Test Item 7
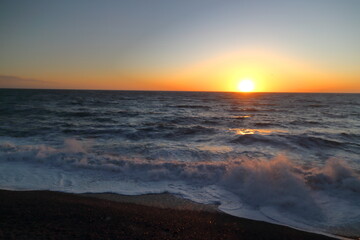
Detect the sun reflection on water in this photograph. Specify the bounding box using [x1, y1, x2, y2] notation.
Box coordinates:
[230, 128, 287, 135]
[232, 115, 252, 119]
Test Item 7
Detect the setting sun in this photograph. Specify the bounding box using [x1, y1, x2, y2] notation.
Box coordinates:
[238, 79, 255, 92]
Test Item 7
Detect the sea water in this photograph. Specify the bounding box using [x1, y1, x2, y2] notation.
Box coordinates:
[1, 89, 359, 237]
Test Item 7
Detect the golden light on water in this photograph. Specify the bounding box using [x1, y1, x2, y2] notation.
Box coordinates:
[238, 79, 255, 92]
[230, 128, 287, 135]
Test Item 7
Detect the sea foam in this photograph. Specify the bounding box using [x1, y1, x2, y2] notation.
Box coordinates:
[0, 139, 359, 237]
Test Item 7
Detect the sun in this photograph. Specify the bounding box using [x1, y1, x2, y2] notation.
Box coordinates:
[238, 79, 255, 92]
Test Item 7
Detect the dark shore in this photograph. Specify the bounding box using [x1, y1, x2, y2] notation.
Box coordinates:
[0, 190, 336, 240]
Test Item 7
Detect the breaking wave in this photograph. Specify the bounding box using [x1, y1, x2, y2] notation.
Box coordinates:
[1, 139, 359, 237]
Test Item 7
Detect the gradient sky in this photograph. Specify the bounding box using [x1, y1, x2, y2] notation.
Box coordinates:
[1, 0, 359, 92]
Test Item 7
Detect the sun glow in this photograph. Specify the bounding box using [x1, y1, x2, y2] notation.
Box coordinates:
[238, 79, 255, 92]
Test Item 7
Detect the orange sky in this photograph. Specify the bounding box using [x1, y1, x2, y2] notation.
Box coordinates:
[1, 47, 359, 93]
[92, 48, 359, 93]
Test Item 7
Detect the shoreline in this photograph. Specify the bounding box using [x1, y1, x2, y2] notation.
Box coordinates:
[0, 189, 339, 240]
[82, 192, 219, 212]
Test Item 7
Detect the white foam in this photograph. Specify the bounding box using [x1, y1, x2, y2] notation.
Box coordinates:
[0, 139, 359, 237]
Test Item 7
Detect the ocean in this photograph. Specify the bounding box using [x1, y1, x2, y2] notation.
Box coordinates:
[1, 89, 359, 237]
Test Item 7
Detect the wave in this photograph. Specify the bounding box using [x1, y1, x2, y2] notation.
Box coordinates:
[306, 104, 326, 108]
[125, 125, 217, 141]
[231, 133, 347, 151]
[254, 122, 281, 127]
[58, 111, 95, 117]
[62, 128, 125, 136]
[0, 139, 359, 237]
[231, 134, 283, 147]
[0, 106, 56, 116]
[289, 120, 321, 126]
[1, 140, 359, 191]
[174, 105, 210, 109]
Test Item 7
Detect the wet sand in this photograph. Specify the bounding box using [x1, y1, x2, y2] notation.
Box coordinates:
[0, 190, 336, 240]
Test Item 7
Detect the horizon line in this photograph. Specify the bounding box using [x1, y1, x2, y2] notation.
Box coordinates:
[0, 87, 359, 94]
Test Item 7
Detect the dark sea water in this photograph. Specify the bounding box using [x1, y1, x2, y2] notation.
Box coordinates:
[1, 89, 360, 237]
